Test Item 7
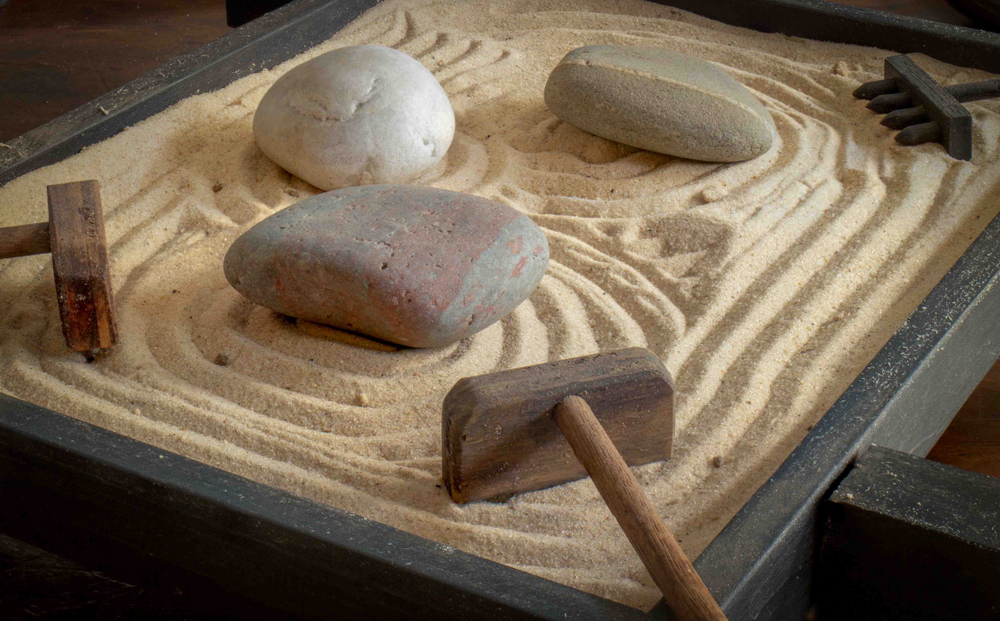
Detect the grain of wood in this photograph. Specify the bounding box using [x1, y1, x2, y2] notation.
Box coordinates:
[554, 396, 727, 621]
[442, 348, 674, 504]
[0, 222, 50, 259]
[47, 180, 118, 352]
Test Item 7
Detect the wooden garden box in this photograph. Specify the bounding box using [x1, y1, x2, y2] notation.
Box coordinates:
[2, 1, 999, 619]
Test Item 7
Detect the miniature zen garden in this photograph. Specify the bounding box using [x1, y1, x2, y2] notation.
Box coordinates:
[1, 0, 999, 613]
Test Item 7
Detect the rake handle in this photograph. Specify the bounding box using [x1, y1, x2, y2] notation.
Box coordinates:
[0, 222, 51, 259]
[950, 78, 1000, 103]
[864, 78, 1000, 113]
[554, 396, 728, 621]
[856, 77, 1000, 103]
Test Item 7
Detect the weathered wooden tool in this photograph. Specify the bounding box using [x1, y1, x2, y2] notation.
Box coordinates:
[443, 348, 728, 621]
[853, 54, 1000, 160]
[0, 180, 118, 356]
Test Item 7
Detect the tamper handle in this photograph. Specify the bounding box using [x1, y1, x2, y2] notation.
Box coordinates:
[0, 222, 51, 259]
[555, 396, 728, 621]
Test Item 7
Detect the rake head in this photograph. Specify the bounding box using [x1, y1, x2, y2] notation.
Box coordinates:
[853, 55, 1000, 161]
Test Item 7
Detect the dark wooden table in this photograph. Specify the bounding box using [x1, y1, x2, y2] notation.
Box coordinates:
[0, 0, 229, 144]
[0, 0, 998, 618]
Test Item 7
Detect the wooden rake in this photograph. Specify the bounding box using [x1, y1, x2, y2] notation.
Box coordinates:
[854, 54, 1000, 160]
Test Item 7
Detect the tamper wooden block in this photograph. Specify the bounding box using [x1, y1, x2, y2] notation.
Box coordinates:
[0, 180, 118, 355]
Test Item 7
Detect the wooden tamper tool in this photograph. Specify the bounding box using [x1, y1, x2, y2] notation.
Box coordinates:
[0, 180, 118, 357]
[443, 348, 728, 621]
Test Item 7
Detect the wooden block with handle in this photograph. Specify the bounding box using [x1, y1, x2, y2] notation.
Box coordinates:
[443, 347, 673, 503]
[0, 180, 118, 354]
[442, 349, 727, 621]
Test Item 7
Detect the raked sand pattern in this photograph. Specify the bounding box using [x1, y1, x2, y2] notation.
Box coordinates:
[2, 0, 1000, 609]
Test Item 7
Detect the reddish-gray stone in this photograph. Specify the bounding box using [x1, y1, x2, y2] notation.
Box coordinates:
[223, 185, 549, 348]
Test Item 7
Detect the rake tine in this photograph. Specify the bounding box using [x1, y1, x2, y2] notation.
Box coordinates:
[864, 78, 1000, 114]
[868, 91, 913, 113]
[853, 78, 898, 100]
[896, 121, 941, 146]
[948, 78, 1000, 103]
[882, 105, 927, 130]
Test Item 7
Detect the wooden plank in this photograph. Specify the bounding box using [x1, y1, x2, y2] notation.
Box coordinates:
[657, 0, 1000, 74]
[818, 446, 1000, 619]
[443, 349, 674, 504]
[0, 533, 252, 620]
[884, 54, 973, 159]
[46, 180, 118, 352]
[0, 392, 649, 621]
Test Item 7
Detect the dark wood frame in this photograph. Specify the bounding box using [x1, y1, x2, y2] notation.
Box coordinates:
[817, 446, 1000, 620]
[2, 1, 1000, 619]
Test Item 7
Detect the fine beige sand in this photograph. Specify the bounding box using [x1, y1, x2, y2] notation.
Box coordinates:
[2, 0, 1000, 609]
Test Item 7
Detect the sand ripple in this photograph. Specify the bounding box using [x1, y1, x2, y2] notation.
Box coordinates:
[3, 0, 1000, 610]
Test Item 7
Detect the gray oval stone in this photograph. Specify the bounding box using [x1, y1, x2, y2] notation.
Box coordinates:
[253, 45, 455, 191]
[223, 185, 549, 348]
[544, 46, 775, 162]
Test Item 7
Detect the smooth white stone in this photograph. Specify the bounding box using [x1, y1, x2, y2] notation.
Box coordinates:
[253, 45, 455, 190]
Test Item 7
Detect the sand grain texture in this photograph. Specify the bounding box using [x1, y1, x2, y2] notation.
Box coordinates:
[2, 0, 999, 609]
